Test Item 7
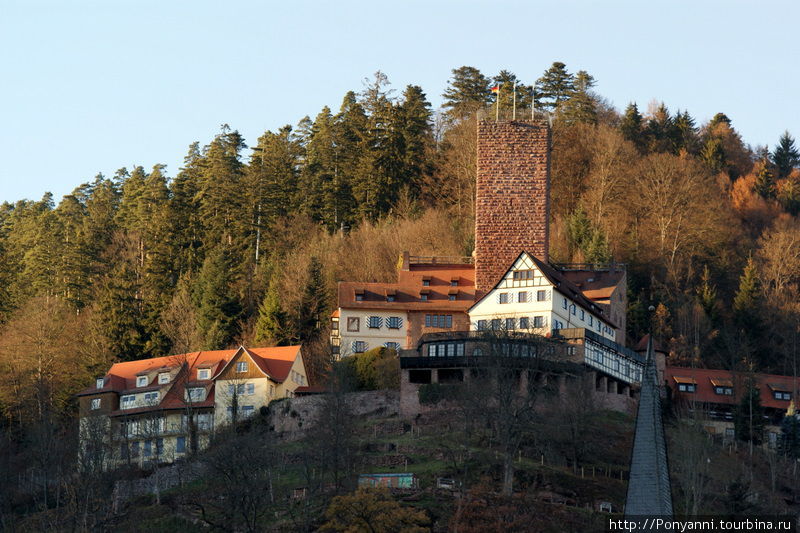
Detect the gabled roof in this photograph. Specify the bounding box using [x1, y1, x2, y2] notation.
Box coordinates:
[468, 251, 616, 328]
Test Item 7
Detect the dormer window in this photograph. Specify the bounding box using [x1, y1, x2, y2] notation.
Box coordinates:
[422, 276, 431, 287]
[136, 376, 148, 387]
[355, 288, 365, 302]
[197, 368, 211, 380]
[187, 387, 206, 402]
[674, 376, 697, 393]
[385, 289, 396, 302]
[158, 373, 170, 384]
[420, 289, 429, 302]
[96, 378, 105, 389]
[450, 278, 459, 287]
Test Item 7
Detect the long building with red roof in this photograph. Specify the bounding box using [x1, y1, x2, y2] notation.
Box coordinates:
[78, 345, 308, 467]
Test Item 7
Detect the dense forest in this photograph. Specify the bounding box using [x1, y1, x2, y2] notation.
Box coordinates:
[2, 61, 800, 436]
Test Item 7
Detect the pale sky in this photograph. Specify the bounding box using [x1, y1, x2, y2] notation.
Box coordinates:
[2, 0, 798, 204]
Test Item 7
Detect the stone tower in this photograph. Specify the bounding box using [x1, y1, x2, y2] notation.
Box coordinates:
[474, 120, 550, 292]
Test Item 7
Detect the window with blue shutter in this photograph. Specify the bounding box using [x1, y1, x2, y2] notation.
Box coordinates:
[367, 316, 383, 329]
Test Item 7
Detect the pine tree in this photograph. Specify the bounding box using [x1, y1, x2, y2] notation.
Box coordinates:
[753, 159, 776, 199]
[772, 131, 800, 179]
[254, 271, 292, 345]
[558, 70, 597, 125]
[673, 110, 699, 154]
[700, 137, 726, 174]
[534, 62, 574, 112]
[395, 84, 434, 195]
[644, 103, 677, 153]
[733, 380, 765, 445]
[193, 248, 242, 349]
[490, 70, 533, 114]
[295, 256, 328, 343]
[696, 265, 718, 324]
[733, 256, 760, 328]
[619, 103, 645, 151]
[171, 142, 204, 275]
[442, 66, 491, 119]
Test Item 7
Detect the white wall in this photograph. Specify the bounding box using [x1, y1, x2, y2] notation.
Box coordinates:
[338, 308, 408, 354]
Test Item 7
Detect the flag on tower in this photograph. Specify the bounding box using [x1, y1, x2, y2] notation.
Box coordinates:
[490, 85, 500, 93]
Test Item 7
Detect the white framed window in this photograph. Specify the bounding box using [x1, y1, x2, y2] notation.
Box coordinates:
[96, 378, 105, 389]
[120, 395, 135, 409]
[774, 391, 791, 401]
[136, 376, 148, 387]
[570, 304, 576, 315]
[236, 361, 248, 373]
[562, 298, 568, 309]
[144, 391, 159, 405]
[90, 398, 101, 410]
[158, 373, 170, 384]
[197, 369, 211, 380]
[579, 310, 585, 320]
[678, 383, 697, 393]
[589, 316, 593, 326]
[186, 388, 204, 402]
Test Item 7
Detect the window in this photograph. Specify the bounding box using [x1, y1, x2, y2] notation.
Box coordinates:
[187, 388, 204, 402]
[386, 295, 395, 302]
[570, 304, 576, 315]
[553, 320, 563, 329]
[352, 341, 367, 353]
[505, 318, 516, 330]
[355, 294, 364, 302]
[425, 315, 452, 328]
[714, 386, 733, 396]
[144, 391, 159, 405]
[420, 293, 428, 301]
[498, 293, 509, 304]
[247, 382, 255, 395]
[562, 298, 568, 309]
[477, 320, 487, 331]
[387, 316, 403, 329]
[96, 378, 104, 389]
[579, 310, 585, 320]
[422, 278, 431, 287]
[158, 373, 170, 384]
[120, 395, 135, 409]
[533, 316, 544, 328]
[774, 391, 792, 401]
[512, 270, 534, 281]
[536, 290, 547, 301]
[589, 316, 593, 326]
[156, 438, 164, 456]
[347, 317, 360, 332]
[144, 440, 152, 457]
[136, 376, 148, 387]
[236, 361, 248, 373]
[90, 398, 101, 410]
[448, 294, 456, 301]
[331, 318, 339, 331]
[491, 319, 501, 330]
[678, 383, 697, 393]
[519, 317, 529, 329]
[242, 405, 255, 417]
[131, 441, 140, 458]
[450, 279, 459, 287]
[518, 291, 528, 303]
[383, 342, 401, 351]
[176, 436, 186, 454]
[367, 316, 383, 329]
[197, 369, 210, 380]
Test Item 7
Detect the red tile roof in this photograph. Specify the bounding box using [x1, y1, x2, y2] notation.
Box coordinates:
[337, 263, 476, 311]
[665, 366, 800, 410]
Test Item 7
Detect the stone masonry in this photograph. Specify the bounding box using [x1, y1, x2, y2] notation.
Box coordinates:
[475, 120, 550, 292]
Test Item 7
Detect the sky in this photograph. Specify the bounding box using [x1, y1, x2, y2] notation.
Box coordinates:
[2, 0, 798, 204]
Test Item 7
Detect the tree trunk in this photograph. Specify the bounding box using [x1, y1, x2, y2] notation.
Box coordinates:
[502, 453, 514, 497]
